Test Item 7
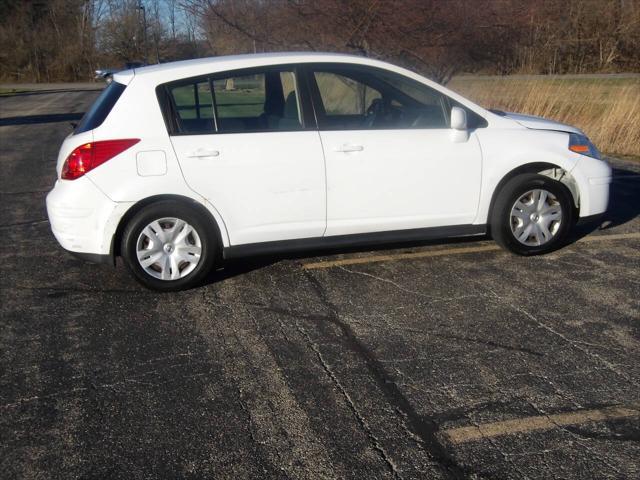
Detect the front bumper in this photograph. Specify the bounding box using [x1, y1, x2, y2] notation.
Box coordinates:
[572, 157, 612, 218]
[582, 175, 611, 217]
[46, 177, 120, 259]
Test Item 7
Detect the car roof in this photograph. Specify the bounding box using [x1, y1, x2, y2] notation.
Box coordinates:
[114, 52, 408, 85]
[111, 51, 497, 121]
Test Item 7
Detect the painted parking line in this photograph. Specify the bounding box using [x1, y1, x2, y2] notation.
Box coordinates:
[443, 403, 640, 445]
[303, 244, 501, 269]
[302, 232, 640, 270]
[577, 232, 640, 242]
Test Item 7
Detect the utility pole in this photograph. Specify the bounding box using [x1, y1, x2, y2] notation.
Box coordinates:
[137, 0, 148, 64]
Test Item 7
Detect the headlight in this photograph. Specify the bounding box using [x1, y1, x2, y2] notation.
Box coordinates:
[568, 133, 601, 159]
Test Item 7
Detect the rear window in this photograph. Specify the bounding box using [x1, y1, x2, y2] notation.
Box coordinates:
[75, 81, 126, 134]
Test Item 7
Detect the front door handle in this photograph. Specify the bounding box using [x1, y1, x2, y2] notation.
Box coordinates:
[335, 144, 364, 153]
[188, 149, 220, 158]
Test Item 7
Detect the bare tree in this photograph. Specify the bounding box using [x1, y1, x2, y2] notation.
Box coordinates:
[1, 0, 638, 82]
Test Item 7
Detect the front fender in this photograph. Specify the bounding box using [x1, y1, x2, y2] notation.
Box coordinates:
[474, 129, 581, 224]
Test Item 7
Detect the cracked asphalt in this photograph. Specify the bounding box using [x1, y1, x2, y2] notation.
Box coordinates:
[1, 88, 639, 479]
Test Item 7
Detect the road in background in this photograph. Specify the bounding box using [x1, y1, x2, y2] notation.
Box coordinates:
[0, 83, 102, 92]
[1, 88, 639, 479]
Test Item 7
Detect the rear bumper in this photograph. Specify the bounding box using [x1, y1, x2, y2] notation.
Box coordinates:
[46, 177, 122, 258]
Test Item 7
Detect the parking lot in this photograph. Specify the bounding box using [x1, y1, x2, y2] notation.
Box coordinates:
[1, 88, 639, 479]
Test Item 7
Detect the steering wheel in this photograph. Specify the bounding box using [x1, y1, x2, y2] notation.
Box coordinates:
[410, 112, 426, 128]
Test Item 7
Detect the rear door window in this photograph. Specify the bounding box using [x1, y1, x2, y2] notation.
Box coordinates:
[211, 70, 303, 132]
[158, 68, 304, 135]
[75, 81, 125, 134]
[212, 74, 266, 119]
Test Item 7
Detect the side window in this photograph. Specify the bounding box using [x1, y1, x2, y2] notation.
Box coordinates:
[212, 70, 303, 132]
[212, 73, 266, 120]
[314, 72, 381, 116]
[168, 80, 214, 134]
[311, 66, 449, 130]
[376, 71, 448, 129]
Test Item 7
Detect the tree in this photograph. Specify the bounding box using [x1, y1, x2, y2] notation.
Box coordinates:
[1, 0, 638, 82]
[187, 0, 542, 83]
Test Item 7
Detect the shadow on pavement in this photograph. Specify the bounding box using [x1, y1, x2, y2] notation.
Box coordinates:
[0, 88, 102, 97]
[602, 165, 640, 229]
[0, 112, 83, 126]
[203, 233, 491, 286]
[571, 164, 640, 240]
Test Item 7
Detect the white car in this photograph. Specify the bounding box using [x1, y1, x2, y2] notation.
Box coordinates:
[46, 52, 611, 291]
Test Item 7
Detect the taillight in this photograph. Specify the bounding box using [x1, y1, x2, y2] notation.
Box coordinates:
[61, 139, 140, 180]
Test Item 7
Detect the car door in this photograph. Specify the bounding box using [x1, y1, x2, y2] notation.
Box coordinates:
[307, 64, 484, 237]
[166, 66, 326, 246]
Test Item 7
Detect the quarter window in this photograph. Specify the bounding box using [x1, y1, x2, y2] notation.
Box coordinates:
[168, 80, 215, 134]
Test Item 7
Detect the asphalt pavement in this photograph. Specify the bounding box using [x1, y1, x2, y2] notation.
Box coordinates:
[1, 87, 639, 480]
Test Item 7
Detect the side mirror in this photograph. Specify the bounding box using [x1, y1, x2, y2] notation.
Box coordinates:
[450, 106, 467, 130]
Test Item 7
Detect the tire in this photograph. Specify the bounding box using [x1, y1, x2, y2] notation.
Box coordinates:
[490, 173, 574, 256]
[120, 200, 218, 291]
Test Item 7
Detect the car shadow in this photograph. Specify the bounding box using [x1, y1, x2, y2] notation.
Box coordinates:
[201, 233, 491, 286]
[601, 165, 640, 228]
[569, 163, 640, 241]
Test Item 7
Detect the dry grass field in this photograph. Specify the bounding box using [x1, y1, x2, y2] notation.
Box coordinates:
[449, 75, 640, 157]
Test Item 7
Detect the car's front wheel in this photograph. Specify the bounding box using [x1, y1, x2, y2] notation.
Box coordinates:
[121, 201, 217, 291]
[491, 173, 574, 255]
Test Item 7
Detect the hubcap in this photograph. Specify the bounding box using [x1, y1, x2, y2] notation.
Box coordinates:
[510, 189, 562, 246]
[136, 217, 202, 281]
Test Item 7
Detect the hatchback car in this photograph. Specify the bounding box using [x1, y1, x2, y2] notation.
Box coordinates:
[46, 52, 611, 291]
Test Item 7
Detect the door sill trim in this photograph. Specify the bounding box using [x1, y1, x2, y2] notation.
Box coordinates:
[223, 224, 486, 259]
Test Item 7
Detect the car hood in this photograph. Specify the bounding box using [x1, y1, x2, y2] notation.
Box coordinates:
[501, 111, 584, 135]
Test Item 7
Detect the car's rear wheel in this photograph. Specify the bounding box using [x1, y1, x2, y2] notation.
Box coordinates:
[121, 201, 217, 291]
[491, 173, 574, 255]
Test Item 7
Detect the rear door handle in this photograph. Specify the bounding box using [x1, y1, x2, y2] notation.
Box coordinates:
[188, 149, 220, 158]
[335, 144, 364, 153]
